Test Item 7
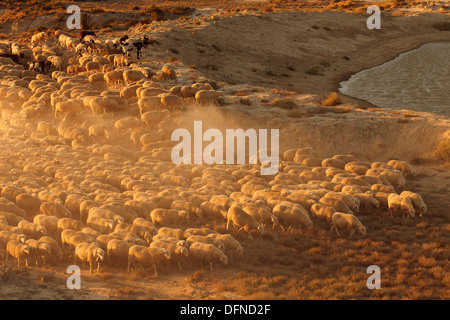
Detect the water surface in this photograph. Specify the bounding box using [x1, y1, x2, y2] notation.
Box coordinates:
[339, 42, 450, 116]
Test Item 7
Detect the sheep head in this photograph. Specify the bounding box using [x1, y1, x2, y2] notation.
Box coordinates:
[19, 234, 27, 244]
[96, 248, 106, 261]
[23, 245, 30, 255]
[163, 249, 171, 260]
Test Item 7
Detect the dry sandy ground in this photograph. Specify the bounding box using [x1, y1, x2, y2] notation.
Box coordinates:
[0, 1, 449, 300]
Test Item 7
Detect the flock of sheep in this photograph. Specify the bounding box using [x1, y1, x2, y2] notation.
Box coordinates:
[0, 30, 427, 276]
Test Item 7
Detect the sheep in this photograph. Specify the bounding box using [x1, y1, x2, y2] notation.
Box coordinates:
[241, 204, 279, 229]
[39, 236, 63, 262]
[374, 192, 390, 209]
[86, 216, 116, 234]
[272, 202, 313, 231]
[127, 245, 171, 275]
[310, 203, 336, 222]
[0, 230, 27, 252]
[6, 240, 30, 268]
[123, 69, 145, 84]
[185, 235, 226, 252]
[184, 227, 218, 237]
[74, 242, 106, 273]
[16, 193, 42, 215]
[88, 207, 124, 224]
[319, 197, 353, 214]
[200, 201, 228, 220]
[170, 200, 202, 218]
[0, 211, 24, 226]
[149, 240, 189, 271]
[61, 229, 94, 252]
[161, 94, 183, 111]
[40, 202, 72, 218]
[330, 212, 366, 237]
[322, 158, 346, 170]
[161, 65, 177, 80]
[104, 69, 124, 85]
[33, 214, 59, 238]
[57, 217, 85, 234]
[152, 234, 188, 248]
[324, 191, 360, 213]
[195, 90, 223, 106]
[81, 227, 101, 239]
[226, 205, 264, 240]
[400, 191, 427, 217]
[106, 239, 134, 266]
[387, 193, 416, 218]
[180, 86, 199, 98]
[388, 160, 416, 178]
[208, 233, 243, 259]
[31, 32, 46, 45]
[352, 193, 380, 211]
[17, 220, 47, 239]
[140, 110, 169, 126]
[0, 223, 20, 233]
[371, 184, 396, 194]
[114, 223, 152, 244]
[25, 239, 51, 266]
[189, 242, 228, 271]
[150, 208, 189, 226]
[371, 162, 395, 171]
[132, 217, 158, 236]
[157, 227, 187, 240]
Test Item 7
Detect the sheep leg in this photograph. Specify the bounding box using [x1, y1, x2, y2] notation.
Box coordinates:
[97, 262, 100, 273]
[153, 264, 158, 276]
[178, 262, 183, 272]
[89, 261, 93, 274]
[209, 262, 214, 272]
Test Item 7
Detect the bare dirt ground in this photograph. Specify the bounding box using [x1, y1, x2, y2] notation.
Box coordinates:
[0, 0, 449, 300]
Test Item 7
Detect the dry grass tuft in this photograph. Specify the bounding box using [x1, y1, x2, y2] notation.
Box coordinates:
[321, 92, 341, 106]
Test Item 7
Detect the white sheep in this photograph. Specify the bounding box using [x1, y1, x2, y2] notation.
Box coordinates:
[242, 204, 279, 229]
[310, 203, 336, 222]
[106, 239, 134, 266]
[132, 218, 158, 236]
[185, 235, 225, 252]
[149, 240, 189, 271]
[387, 193, 415, 218]
[195, 90, 223, 106]
[330, 212, 366, 237]
[17, 220, 47, 239]
[74, 242, 106, 273]
[208, 233, 243, 259]
[25, 239, 51, 266]
[226, 205, 264, 240]
[86, 216, 116, 234]
[127, 245, 171, 275]
[40, 202, 72, 218]
[33, 214, 59, 238]
[157, 227, 187, 240]
[170, 200, 202, 218]
[150, 208, 189, 226]
[31, 32, 46, 45]
[189, 242, 228, 271]
[319, 196, 353, 214]
[6, 240, 30, 268]
[272, 202, 313, 231]
[352, 193, 380, 210]
[400, 191, 427, 216]
[388, 160, 416, 178]
[57, 217, 85, 234]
